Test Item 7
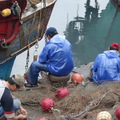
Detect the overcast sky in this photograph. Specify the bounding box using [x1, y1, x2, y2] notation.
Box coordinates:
[48, 0, 109, 35]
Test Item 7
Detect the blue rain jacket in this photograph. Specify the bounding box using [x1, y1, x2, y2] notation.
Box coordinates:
[38, 35, 74, 76]
[92, 50, 120, 84]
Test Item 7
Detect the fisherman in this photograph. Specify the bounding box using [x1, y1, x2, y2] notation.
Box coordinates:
[25, 27, 74, 87]
[91, 42, 120, 84]
[0, 74, 28, 120]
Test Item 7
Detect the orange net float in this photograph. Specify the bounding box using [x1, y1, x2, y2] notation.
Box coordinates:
[71, 73, 83, 84]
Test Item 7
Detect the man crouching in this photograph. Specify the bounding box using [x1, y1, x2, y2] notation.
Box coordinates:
[0, 74, 27, 120]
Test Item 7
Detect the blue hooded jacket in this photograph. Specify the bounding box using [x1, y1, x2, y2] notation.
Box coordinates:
[92, 50, 120, 84]
[38, 35, 74, 76]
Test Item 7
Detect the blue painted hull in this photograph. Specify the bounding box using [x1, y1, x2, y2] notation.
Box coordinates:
[0, 57, 15, 80]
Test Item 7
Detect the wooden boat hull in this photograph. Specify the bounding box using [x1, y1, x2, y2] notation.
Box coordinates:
[0, 0, 57, 79]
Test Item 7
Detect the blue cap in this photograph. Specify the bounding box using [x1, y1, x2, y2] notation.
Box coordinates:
[45, 27, 58, 37]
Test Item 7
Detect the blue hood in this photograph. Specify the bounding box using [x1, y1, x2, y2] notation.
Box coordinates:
[39, 34, 74, 76]
[103, 50, 118, 59]
[47, 35, 66, 48]
[92, 50, 120, 84]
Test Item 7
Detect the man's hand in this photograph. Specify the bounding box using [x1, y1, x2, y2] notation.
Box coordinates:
[20, 106, 28, 116]
[17, 114, 27, 120]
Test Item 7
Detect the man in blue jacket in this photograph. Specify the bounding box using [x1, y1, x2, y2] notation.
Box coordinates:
[25, 27, 74, 87]
[91, 43, 120, 84]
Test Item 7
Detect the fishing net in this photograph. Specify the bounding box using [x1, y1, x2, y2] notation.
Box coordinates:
[12, 81, 120, 120]
[12, 63, 120, 120]
[54, 82, 120, 120]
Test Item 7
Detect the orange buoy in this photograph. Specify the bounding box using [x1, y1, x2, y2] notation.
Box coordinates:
[71, 73, 83, 83]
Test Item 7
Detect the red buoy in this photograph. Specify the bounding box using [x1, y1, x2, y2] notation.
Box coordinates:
[71, 73, 83, 83]
[41, 98, 54, 112]
[115, 107, 120, 119]
[57, 88, 70, 98]
[36, 118, 47, 120]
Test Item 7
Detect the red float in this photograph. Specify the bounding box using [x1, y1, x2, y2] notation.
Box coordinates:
[41, 98, 54, 112]
[115, 107, 120, 119]
[71, 73, 83, 83]
[57, 88, 70, 98]
[36, 118, 47, 120]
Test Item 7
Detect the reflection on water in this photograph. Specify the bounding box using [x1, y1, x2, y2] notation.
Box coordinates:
[64, 0, 120, 67]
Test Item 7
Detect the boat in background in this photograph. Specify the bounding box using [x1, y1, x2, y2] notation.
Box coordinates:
[0, 0, 57, 79]
[64, 0, 120, 67]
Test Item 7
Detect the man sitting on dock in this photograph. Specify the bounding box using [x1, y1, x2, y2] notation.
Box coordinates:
[91, 42, 120, 84]
[25, 27, 74, 87]
[0, 74, 28, 120]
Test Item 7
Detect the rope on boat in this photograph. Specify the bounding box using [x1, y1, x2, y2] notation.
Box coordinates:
[33, 8, 41, 61]
[25, 10, 37, 72]
[27, 0, 37, 8]
[27, 0, 46, 8]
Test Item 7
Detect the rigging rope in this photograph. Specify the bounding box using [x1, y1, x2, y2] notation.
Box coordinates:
[33, 0, 46, 61]
[27, 0, 37, 8]
[25, 0, 44, 69]
[25, 9, 37, 72]
[33, 5, 42, 61]
[25, 45, 30, 73]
